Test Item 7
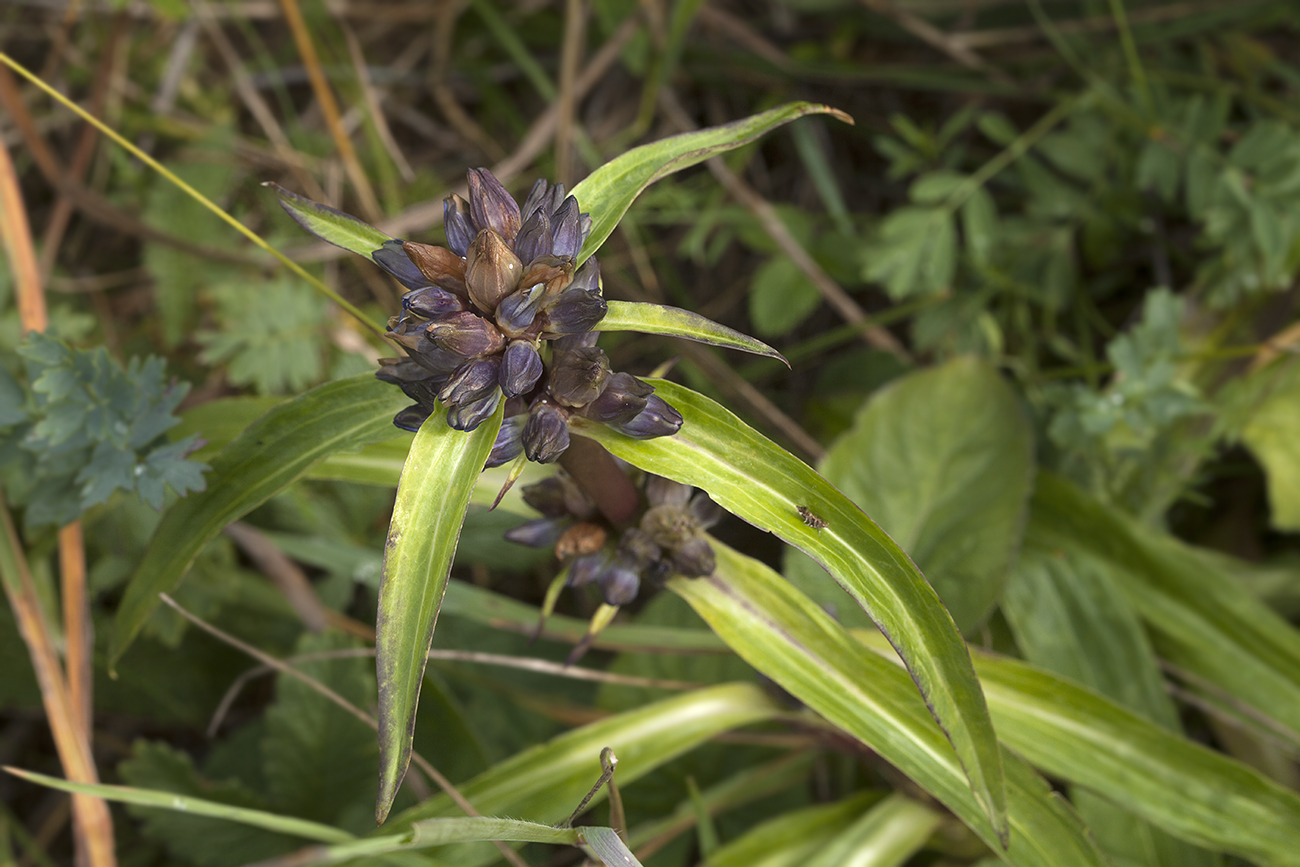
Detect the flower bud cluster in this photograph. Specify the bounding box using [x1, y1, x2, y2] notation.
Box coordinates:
[373, 169, 682, 460]
[505, 472, 722, 606]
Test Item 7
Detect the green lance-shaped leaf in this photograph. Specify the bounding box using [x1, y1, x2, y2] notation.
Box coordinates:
[4, 767, 353, 845]
[675, 544, 1103, 866]
[802, 794, 943, 867]
[973, 653, 1300, 866]
[702, 794, 883, 867]
[572, 380, 1008, 844]
[571, 102, 852, 264]
[595, 301, 787, 364]
[111, 374, 408, 665]
[265, 182, 393, 258]
[375, 401, 503, 824]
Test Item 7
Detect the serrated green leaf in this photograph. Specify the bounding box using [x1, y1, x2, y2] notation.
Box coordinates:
[267, 182, 393, 258]
[572, 379, 1008, 844]
[787, 357, 1033, 633]
[961, 187, 999, 267]
[748, 255, 822, 338]
[676, 544, 1101, 865]
[111, 374, 408, 664]
[375, 401, 503, 823]
[571, 102, 852, 263]
[862, 206, 956, 299]
[197, 279, 329, 395]
[597, 300, 786, 361]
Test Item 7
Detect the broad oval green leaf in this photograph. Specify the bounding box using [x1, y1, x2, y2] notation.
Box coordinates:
[571, 102, 853, 264]
[786, 356, 1034, 633]
[111, 374, 408, 664]
[4, 767, 353, 844]
[675, 544, 1103, 866]
[266, 182, 392, 258]
[974, 652, 1300, 866]
[597, 300, 787, 364]
[376, 402, 503, 824]
[572, 379, 1008, 843]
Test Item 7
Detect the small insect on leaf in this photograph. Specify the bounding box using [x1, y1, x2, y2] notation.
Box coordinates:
[797, 505, 828, 531]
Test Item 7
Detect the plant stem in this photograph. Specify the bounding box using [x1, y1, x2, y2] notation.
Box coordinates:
[559, 435, 641, 526]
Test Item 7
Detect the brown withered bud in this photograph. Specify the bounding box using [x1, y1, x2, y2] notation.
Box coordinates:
[403, 241, 468, 297]
[465, 229, 523, 313]
[518, 256, 574, 296]
[556, 522, 608, 560]
[468, 167, 522, 242]
[426, 311, 506, 358]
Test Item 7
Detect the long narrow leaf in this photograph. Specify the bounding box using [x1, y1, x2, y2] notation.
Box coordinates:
[267, 182, 392, 257]
[4, 767, 353, 844]
[674, 543, 1104, 866]
[111, 374, 407, 664]
[804, 794, 943, 867]
[596, 301, 786, 363]
[570, 102, 852, 263]
[376, 401, 503, 823]
[572, 380, 1008, 842]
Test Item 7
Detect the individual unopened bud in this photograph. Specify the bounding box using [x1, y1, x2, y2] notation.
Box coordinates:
[485, 415, 525, 468]
[513, 209, 552, 263]
[496, 284, 546, 334]
[377, 356, 432, 384]
[519, 256, 574, 296]
[598, 559, 641, 605]
[569, 257, 600, 294]
[541, 289, 607, 335]
[646, 474, 692, 508]
[551, 196, 582, 258]
[549, 346, 610, 408]
[671, 536, 715, 578]
[689, 492, 724, 529]
[396, 375, 444, 408]
[499, 340, 543, 397]
[617, 527, 661, 570]
[373, 240, 431, 290]
[521, 477, 571, 518]
[552, 331, 599, 353]
[610, 395, 683, 439]
[385, 316, 426, 353]
[567, 551, 609, 588]
[465, 229, 523, 313]
[404, 285, 467, 320]
[444, 193, 476, 257]
[522, 401, 571, 463]
[578, 213, 593, 247]
[403, 241, 468, 297]
[504, 518, 564, 548]
[556, 522, 608, 560]
[427, 311, 506, 358]
[521, 177, 552, 221]
[467, 168, 521, 242]
[393, 404, 433, 432]
[439, 357, 501, 406]
[584, 372, 653, 424]
[446, 387, 501, 432]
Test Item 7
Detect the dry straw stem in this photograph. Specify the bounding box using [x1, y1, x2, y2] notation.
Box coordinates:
[0, 134, 116, 866]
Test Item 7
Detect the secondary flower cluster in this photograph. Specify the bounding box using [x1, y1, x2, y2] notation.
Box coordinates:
[506, 471, 721, 605]
[373, 169, 681, 463]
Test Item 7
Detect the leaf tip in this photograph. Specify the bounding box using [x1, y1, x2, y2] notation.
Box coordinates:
[827, 108, 855, 126]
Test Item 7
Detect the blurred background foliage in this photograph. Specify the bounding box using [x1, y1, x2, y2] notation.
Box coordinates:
[3, 0, 1300, 864]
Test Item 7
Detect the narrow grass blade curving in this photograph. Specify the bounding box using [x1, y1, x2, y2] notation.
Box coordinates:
[267, 182, 392, 258]
[673, 543, 1103, 866]
[596, 301, 787, 364]
[5, 767, 353, 844]
[111, 374, 408, 665]
[570, 102, 853, 264]
[572, 380, 1008, 843]
[375, 401, 503, 824]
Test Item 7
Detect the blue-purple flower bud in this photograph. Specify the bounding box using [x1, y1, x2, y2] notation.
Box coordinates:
[426, 311, 506, 358]
[550, 196, 582, 258]
[444, 193, 476, 257]
[467, 168, 521, 243]
[568, 257, 600, 294]
[495, 284, 546, 334]
[499, 340, 543, 397]
[503, 517, 564, 548]
[567, 551, 609, 588]
[583, 372, 653, 424]
[599, 558, 641, 605]
[646, 474, 692, 508]
[542, 289, 608, 336]
[465, 229, 523, 313]
[617, 527, 661, 570]
[521, 476, 571, 518]
[439, 357, 502, 406]
[549, 346, 610, 408]
[404, 285, 468, 320]
[522, 401, 570, 463]
[373, 240, 431, 290]
[609, 395, 683, 439]
[671, 537, 715, 578]
[689, 493, 724, 529]
[514, 209, 552, 264]
[446, 387, 501, 432]
[484, 414, 525, 468]
[393, 404, 433, 432]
